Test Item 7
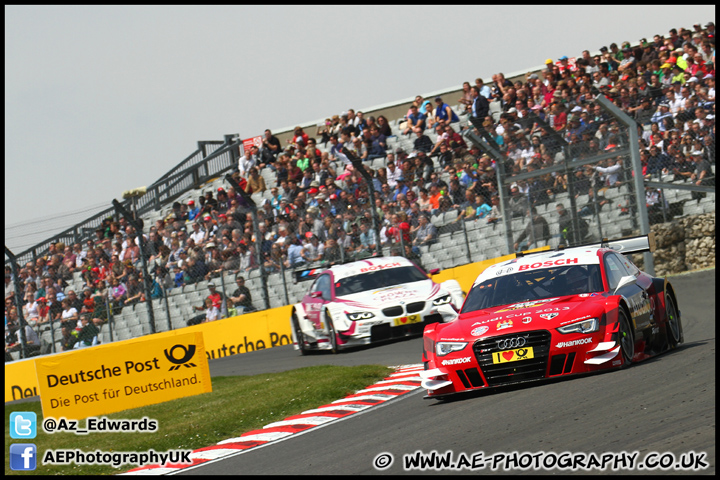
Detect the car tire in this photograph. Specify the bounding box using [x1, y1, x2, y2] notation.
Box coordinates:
[665, 294, 681, 349]
[292, 313, 308, 356]
[618, 308, 634, 366]
[325, 310, 338, 354]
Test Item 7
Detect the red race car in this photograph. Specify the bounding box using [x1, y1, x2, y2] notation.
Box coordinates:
[420, 235, 683, 399]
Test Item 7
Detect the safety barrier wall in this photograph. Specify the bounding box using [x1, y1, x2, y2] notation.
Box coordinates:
[5, 249, 527, 404]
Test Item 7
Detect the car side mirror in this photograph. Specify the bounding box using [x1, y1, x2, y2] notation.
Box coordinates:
[428, 268, 440, 276]
[310, 291, 323, 298]
[614, 275, 636, 294]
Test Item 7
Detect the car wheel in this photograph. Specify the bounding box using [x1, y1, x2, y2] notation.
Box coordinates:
[292, 313, 308, 356]
[618, 309, 634, 365]
[665, 294, 681, 348]
[325, 310, 338, 354]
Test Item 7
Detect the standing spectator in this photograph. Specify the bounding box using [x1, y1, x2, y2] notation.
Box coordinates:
[557, 203, 588, 246]
[514, 207, 551, 251]
[690, 150, 713, 202]
[471, 86, 490, 120]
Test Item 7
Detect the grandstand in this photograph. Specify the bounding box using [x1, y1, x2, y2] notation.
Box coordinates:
[5, 22, 715, 360]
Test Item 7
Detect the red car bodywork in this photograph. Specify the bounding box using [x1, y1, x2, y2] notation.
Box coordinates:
[421, 243, 682, 398]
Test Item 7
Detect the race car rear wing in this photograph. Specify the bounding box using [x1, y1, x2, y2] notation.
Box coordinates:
[293, 267, 325, 284]
[517, 233, 656, 258]
[592, 233, 656, 255]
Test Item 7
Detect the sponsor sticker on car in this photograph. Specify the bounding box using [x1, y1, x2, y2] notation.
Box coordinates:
[393, 314, 421, 327]
[441, 357, 472, 366]
[492, 347, 534, 364]
[555, 337, 593, 348]
[471, 326, 489, 336]
[496, 298, 558, 312]
[496, 320, 513, 330]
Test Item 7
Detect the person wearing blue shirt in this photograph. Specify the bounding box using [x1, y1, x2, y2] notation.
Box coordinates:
[403, 105, 427, 135]
[434, 97, 459, 123]
[187, 200, 200, 221]
[392, 177, 409, 201]
[285, 236, 305, 268]
[475, 195, 493, 219]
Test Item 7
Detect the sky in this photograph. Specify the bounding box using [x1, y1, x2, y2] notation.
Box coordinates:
[5, 5, 716, 254]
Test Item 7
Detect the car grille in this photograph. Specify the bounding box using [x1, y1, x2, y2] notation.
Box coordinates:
[472, 330, 552, 387]
[382, 306, 403, 317]
[382, 302, 425, 318]
[406, 301, 425, 313]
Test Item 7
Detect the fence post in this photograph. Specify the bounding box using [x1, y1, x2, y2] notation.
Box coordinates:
[162, 283, 172, 330]
[594, 94, 654, 275]
[461, 217, 472, 264]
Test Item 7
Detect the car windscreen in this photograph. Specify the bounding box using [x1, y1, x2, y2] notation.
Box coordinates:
[461, 264, 603, 313]
[334, 266, 428, 297]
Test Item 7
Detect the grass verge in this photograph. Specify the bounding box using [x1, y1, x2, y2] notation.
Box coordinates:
[5, 364, 393, 475]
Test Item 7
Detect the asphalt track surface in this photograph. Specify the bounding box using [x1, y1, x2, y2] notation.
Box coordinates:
[187, 269, 715, 475]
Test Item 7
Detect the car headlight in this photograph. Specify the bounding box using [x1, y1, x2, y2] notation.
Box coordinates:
[435, 341, 468, 356]
[432, 294, 452, 306]
[346, 311, 375, 321]
[557, 318, 599, 334]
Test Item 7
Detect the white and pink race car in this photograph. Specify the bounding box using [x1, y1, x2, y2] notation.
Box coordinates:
[290, 256, 464, 354]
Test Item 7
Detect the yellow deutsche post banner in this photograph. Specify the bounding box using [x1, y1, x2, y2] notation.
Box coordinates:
[34, 331, 211, 420]
[5, 357, 39, 403]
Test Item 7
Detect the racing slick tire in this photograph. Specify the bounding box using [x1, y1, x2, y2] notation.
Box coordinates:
[665, 294, 681, 349]
[325, 309, 338, 354]
[618, 308, 634, 366]
[292, 312, 309, 356]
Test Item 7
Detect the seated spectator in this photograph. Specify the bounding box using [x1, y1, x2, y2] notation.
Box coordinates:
[486, 195, 503, 225]
[413, 127, 434, 154]
[260, 129, 282, 168]
[74, 313, 100, 349]
[230, 276, 255, 313]
[60, 298, 79, 328]
[60, 321, 78, 351]
[201, 297, 220, 323]
[299, 233, 321, 263]
[245, 167, 267, 194]
[434, 96, 460, 124]
[411, 214, 438, 247]
[474, 195, 493, 220]
[123, 274, 143, 306]
[403, 104, 426, 135]
[5, 316, 41, 358]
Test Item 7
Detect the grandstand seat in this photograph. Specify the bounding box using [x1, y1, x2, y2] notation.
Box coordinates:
[114, 328, 131, 341]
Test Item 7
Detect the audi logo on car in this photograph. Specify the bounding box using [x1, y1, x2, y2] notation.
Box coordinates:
[496, 336, 527, 350]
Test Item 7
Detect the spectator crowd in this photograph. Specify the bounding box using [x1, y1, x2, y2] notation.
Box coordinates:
[6, 22, 715, 360]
